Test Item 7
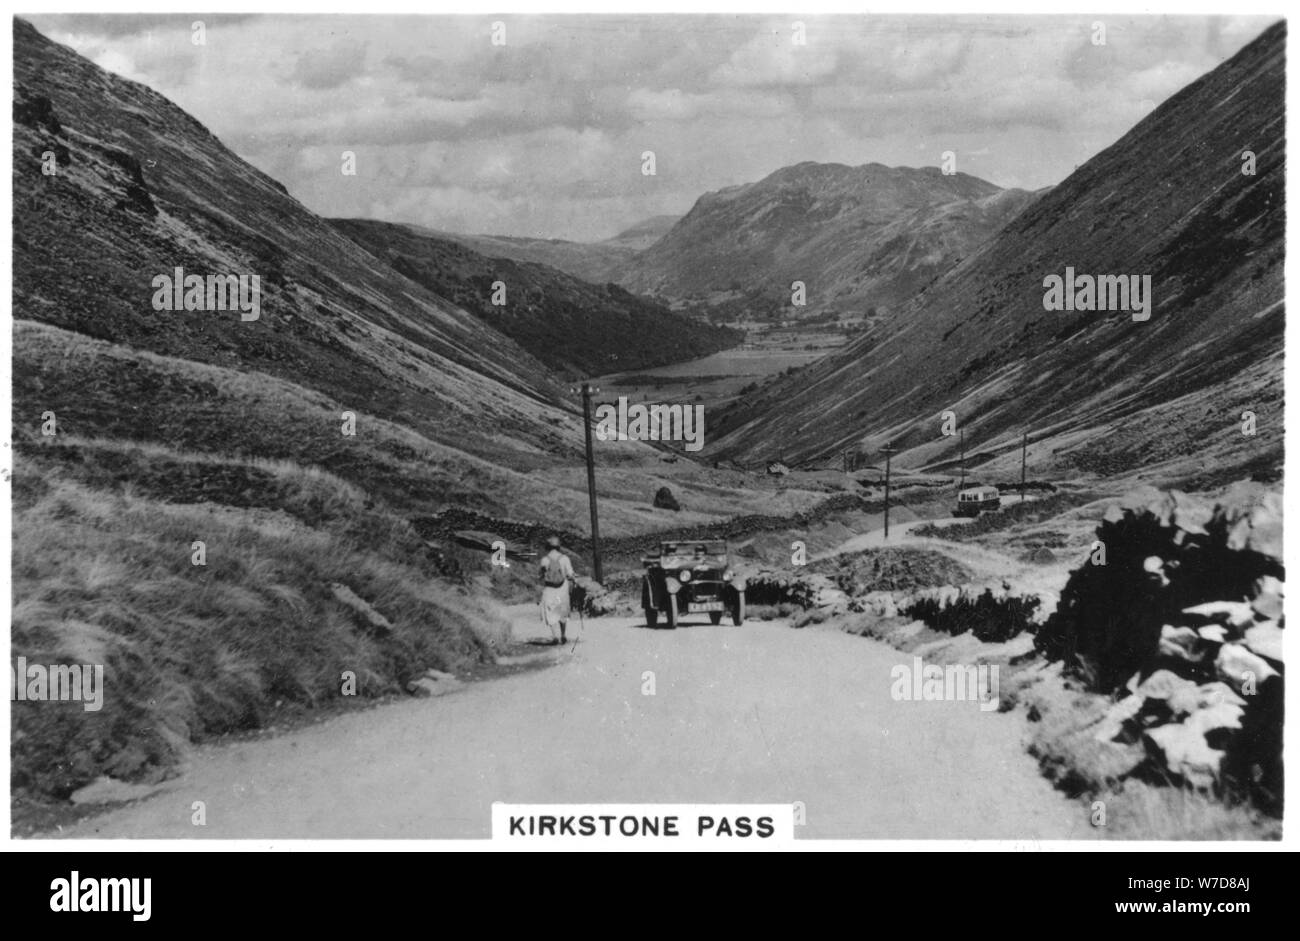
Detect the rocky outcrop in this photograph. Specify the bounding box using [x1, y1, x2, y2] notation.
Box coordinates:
[1040, 484, 1283, 809]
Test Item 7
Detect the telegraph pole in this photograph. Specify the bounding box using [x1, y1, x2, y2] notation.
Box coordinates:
[881, 444, 899, 539]
[579, 382, 603, 583]
[959, 428, 966, 489]
[1020, 430, 1028, 503]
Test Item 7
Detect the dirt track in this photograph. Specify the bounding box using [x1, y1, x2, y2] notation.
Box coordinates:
[53, 604, 1095, 840]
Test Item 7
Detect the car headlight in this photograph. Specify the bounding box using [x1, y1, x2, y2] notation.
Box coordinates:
[723, 569, 733, 581]
[665, 577, 681, 594]
[679, 569, 692, 582]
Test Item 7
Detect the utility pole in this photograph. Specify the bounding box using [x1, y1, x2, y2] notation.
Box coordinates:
[579, 382, 603, 583]
[1020, 429, 1028, 503]
[959, 427, 966, 489]
[881, 444, 899, 539]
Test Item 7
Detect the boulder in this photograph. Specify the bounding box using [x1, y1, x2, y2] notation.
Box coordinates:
[1158, 624, 1204, 663]
[1184, 701, 1245, 735]
[1243, 622, 1284, 664]
[1180, 600, 1255, 631]
[1136, 669, 1198, 701]
[1167, 681, 1246, 718]
[1215, 642, 1280, 695]
[1143, 722, 1225, 789]
[1250, 575, 1284, 620]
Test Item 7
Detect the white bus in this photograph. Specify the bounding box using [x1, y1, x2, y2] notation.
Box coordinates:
[955, 485, 1001, 517]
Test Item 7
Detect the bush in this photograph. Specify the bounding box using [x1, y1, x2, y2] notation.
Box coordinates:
[903, 589, 1041, 643]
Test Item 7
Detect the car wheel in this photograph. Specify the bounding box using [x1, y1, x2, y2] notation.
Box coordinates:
[709, 611, 723, 625]
[644, 607, 658, 629]
[732, 592, 746, 626]
[666, 594, 679, 629]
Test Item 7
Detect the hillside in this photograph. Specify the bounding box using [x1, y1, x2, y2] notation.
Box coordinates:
[331, 218, 740, 378]
[615, 162, 1037, 317]
[427, 214, 678, 284]
[709, 20, 1285, 490]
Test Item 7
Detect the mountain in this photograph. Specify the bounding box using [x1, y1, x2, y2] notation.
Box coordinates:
[709, 21, 1285, 489]
[331, 218, 739, 378]
[429, 214, 679, 284]
[12, 17, 705, 534]
[615, 163, 1037, 316]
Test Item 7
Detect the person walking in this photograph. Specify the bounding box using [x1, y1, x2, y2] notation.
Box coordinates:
[539, 535, 575, 645]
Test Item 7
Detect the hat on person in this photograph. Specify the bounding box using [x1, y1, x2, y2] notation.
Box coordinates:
[546, 535, 561, 548]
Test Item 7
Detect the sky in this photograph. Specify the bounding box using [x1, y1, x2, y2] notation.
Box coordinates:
[30, 13, 1277, 242]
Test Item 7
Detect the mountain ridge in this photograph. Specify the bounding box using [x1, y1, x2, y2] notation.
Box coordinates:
[708, 20, 1285, 490]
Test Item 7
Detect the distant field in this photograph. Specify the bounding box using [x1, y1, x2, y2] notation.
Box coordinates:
[593, 326, 846, 412]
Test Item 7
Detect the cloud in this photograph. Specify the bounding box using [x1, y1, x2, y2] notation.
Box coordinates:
[26, 13, 1280, 241]
[289, 39, 368, 90]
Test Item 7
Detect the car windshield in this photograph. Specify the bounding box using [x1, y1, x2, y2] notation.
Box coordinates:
[661, 541, 727, 562]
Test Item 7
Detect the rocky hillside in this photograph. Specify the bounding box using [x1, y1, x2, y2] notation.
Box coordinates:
[710, 20, 1285, 490]
[429, 215, 678, 285]
[332, 218, 740, 378]
[615, 162, 1036, 316]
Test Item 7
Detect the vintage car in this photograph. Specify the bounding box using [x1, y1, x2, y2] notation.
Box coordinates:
[641, 538, 745, 629]
[955, 485, 1001, 517]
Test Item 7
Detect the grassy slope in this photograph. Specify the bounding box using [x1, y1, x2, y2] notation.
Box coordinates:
[11, 456, 513, 804]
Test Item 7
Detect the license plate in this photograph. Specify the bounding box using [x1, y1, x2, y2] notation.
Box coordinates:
[690, 601, 724, 612]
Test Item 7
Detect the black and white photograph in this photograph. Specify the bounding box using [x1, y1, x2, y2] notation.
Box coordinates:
[5, 4, 1289, 856]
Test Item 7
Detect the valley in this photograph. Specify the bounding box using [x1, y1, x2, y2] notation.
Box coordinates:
[7, 14, 1286, 843]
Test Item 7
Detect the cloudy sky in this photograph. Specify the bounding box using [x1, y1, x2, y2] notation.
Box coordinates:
[31, 13, 1276, 242]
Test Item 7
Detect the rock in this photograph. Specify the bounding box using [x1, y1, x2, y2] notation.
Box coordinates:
[1136, 669, 1198, 701]
[1215, 642, 1279, 695]
[1143, 556, 1169, 587]
[1094, 694, 1144, 743]
[1180, 600, 1255, 631]
[1218, 484, 1282, 559]
[1167, 680, 1246, 718]
[1143, 723, 1225, 789]
[1250, 575, 1284, 620]
[1184, 701, 1245, 735]
[423, 668, 458, 682]
[817, 591, 851, 609]
[330, 582, 394, 634]
[1158, 624, 1204, 663]
[1243, 621, 1284, 664]
[1197, 625, 1230, 643]
[653, 486, 681, 511]
[1170, 491, 1214, 534]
